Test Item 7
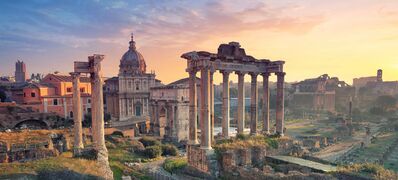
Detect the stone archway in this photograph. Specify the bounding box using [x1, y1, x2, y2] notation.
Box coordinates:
[158, 106, 167, 137]
[14, 119, 48, 130]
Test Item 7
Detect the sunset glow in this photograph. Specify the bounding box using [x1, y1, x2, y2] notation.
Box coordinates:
[1, 0, 397, 84]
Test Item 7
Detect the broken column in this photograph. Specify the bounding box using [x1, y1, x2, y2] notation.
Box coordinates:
[70, 72, 84, 156]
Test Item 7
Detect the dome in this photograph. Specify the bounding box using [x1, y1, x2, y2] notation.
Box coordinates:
[119, 34, 146, 75]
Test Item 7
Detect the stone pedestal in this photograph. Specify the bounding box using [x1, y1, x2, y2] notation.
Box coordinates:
[187, 144, 218, 176]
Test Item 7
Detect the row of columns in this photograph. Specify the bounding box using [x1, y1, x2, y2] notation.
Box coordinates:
[188, 67, 285, 150]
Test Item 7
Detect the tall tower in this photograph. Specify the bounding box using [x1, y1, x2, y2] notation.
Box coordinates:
[377, 69, 382, 82]
[15, 60, 27, 83]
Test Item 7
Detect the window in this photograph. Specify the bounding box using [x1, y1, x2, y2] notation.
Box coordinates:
[31, 92, 36, 97]
[53, 99, 58, 105]
[70, 111, 73, 118]
[67, 87, 72, 93]
[87, 98, 91, 104]
[80, 88, 85, 93]
[23, 93, 26, 97]
[135, 105, 141, 116]
[136, 83, 139, 90]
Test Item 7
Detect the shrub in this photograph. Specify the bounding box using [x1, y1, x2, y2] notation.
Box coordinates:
[265, 138, 279, 149]
[74, 148, 98, 160]
[163, 158, 187, 174]
[144, 145, 162, 158]
[139, 136, 161, 147]
[111, 131, 124, 137]
[236, 133, 249, 140]
[128, 140, 145, 153]
[161, 144, 178, 156]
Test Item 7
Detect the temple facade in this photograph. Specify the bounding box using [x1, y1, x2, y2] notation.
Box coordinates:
[104, 34, 160, 131]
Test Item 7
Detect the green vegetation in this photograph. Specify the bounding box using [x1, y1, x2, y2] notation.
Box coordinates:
[139, 136, 161, 147]
[161, 144, 178, 156]
[338, 163, 397, 180]
[0, 152, 104, 177]
[143, 145, 162, 159]
[214, 134, 280, 152]
[163, 158, 187, 174]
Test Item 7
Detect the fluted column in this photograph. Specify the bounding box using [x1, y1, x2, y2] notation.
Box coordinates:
[188, 70, 198, 144]
[262, 73, 270, 134]
[236, 71, 246, 134]
[276, 72, 285, 136]
[89, 55, 108, 158]
[250, 73, 258, 135]
[210, 69, 214, 143]
[71, 72, 84, 155]
[221, 70, 231, 138]
[200, 66, 211, 149]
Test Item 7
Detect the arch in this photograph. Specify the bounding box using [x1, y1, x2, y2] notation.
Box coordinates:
[13, 119, 48, 130]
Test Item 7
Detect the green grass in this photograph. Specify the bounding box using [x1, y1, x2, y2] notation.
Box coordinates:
[0, 152, 104, 177]
[163, 158, 187, 174]
[338, 163, 398, 179]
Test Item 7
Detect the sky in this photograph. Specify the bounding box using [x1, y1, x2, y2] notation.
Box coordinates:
[0, 0, 398, 84]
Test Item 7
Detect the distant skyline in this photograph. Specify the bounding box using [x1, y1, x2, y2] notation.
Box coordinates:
[1, 0, 398, 84]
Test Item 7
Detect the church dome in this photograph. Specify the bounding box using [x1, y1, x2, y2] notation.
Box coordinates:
[119, 33, 146, 75]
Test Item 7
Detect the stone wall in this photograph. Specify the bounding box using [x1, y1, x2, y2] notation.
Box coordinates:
[186, 144, 219, 176]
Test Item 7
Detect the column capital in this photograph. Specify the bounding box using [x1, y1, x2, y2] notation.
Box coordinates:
[220, 70, 232, 75]
[235, 71, 247, 76]
[261, 72, 271, 77]
[249, 72, 259, 78]
[275, 72, 286, 77]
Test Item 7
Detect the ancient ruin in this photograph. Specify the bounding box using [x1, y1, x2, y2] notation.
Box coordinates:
[181, 42, 285, 174]
[73, 54, 113, 179]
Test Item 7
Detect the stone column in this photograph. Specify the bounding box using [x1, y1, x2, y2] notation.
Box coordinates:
[221, 70, 231, 138]
[250, 73, 258, 135]
[91, 78, 98, 148]
[236, 71, 246, 134]
[262, 73, 270, 134]
[200, 66, 211, 149]
[70, 72, 84, 156]
[210, 69, 214, 143]
[89, 55, 108, 158]
[276, 72, 285, 136]
[188, 70, 198, 144]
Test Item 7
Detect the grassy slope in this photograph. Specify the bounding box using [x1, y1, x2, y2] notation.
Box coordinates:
[0, 152, 103, 177]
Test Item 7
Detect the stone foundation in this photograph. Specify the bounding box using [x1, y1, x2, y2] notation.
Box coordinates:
[187, 144, 219, 176]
